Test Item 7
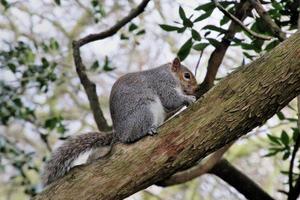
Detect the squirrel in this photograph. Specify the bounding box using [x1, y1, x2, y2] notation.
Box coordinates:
[41, 57, 198, 186]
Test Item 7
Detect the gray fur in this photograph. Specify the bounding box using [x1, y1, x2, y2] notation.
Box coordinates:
[41, 131, 112, 186]
[110, 63, 195, 143]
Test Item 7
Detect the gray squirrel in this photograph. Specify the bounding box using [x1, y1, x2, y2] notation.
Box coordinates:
[41, 58, 198, 186]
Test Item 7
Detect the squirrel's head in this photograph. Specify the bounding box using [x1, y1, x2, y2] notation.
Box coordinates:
[171, 58, 198, 96]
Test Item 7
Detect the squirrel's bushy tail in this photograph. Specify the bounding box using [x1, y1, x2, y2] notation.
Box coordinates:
[41, 131, 113, 186]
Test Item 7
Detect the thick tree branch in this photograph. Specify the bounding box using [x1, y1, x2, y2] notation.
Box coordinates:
[209, 159, 275, 200]
[34, 32, 300, 200]
[72, 0, 151, 131]
[213, 0, 272, 41]
[249, 0, 286, 41]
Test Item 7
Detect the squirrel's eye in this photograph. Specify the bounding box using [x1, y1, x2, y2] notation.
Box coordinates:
[184, 72, 191, 80]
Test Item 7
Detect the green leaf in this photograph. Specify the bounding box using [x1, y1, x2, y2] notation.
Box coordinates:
[54, 0, 61, 5]
[136, 29, 145, 35]
[193, 43, 209, 51]
[202, 25, 226, 34]
[129, 23, 138, 32]
[191, 29, 201, 41]
[91, 0, 98, 7]
[207, 38, 220, 48]
[282, 151, 290, 160]
[57, 124, 67, 134]
[7, 63, 16, 73]
[277, 111, 285, 120]
[49, 38, 59, 50]
[178, 7, 193, 28]
[183, 18, 193, 28]
[120, 33, 129, 40]
[267, 134, 281, 145]
[41, 57, 49, 68]
[159, 24, 181, 32]
[265, 40, 279, 51]
[280, 130, 289, 146]
[241, 43, 254, 50]
[252, 39, 264, 53]
[195, 2, 214, 11]
[243, 52, 256, 60]
[90, 60, 99, 71]
[177, 27, 186, 33]
[204, 31, 211, 37]
[44, 118, 58, 130]
[263, 151, 278, 157]
[1, 0, 9, 9]
[220, 16, 230, 25]
[194, 10, 213, 22]
[179, 6, 187, 21]
[102, 56, 116, 72]
[177, 38, 193, 61]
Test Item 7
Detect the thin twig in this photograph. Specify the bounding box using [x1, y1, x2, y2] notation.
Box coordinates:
[77, 0, 151, 47]
[213, 0, 272, 40]
[249, 0, 286, 41]
[194, 50, 203, 76]
[72, 0, 151, 131]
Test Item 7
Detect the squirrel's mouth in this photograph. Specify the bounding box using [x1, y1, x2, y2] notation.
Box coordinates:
[183, 89, 194, 96]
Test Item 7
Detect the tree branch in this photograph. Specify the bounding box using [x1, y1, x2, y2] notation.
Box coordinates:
[287, 98, 300, 200]
[34, 31, 300, 200]
[213, 0, 272, 41]
[72, 0, 151, 131]
[249, 0, 286, 41]
[287, 14, 300, 200]
[72, 43, 111, 131]
[209, 159, 275, 200]
[77, 0, 151, 47]
[197, 0, 252, 97]
[157, 142, 233, 186]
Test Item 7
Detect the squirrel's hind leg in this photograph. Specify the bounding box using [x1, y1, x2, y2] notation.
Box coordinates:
[118, 97, 165, 143]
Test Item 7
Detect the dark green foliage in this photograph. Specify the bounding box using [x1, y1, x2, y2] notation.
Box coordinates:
[0, 39, 66, 197]
[91, 0, 105, 23]
[120, 23, 145, 42]
[266, 114, 300, 195]
[0, 42, 58, 125]
[177, 38, 193, 61]
[160, 1, 298, 62]
[90, 56, 115, 72]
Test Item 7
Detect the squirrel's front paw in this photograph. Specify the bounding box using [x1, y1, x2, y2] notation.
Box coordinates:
[147, 126, 158, 136]
[184, 95, 196, 106]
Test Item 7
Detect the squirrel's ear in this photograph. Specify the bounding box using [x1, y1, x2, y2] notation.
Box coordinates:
[172, 57, 181, 72]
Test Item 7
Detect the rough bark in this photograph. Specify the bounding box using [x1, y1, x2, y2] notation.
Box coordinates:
[33, 32, 300, 200]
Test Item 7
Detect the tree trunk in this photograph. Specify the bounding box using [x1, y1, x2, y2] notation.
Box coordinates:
[33, 32, 300, 200]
